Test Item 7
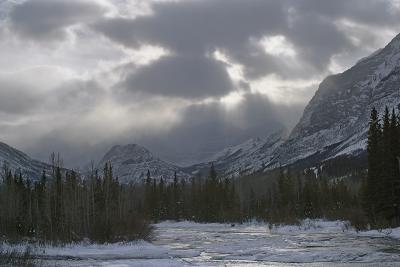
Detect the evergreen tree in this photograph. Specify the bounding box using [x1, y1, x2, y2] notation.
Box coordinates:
[364, 107, 382, 223]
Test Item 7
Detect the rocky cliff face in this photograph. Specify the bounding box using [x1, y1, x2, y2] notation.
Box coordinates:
[276, 33, 400, 165]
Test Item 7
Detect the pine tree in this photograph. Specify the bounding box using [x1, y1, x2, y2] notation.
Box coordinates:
[364, 107, 382, 223]
[144, 169, 152, 218]
[172, 171, 179, 219]
[158, 177, 165, 219]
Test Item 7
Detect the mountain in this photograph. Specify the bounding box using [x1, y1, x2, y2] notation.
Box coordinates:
[4, 33, 400, 182]
[189, 33, 400, 177]
[275, 33, 400, 166]
[97, 144, 190, 184]
[186, 130, 286, 178]
[0, 142, 52, 179]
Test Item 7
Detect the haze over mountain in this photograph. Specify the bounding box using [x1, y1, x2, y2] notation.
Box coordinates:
[36, 32, 400, 181]
[3, 3, 400, 265]
[1, 0, 400, 168]
[0, 31, 400, 183]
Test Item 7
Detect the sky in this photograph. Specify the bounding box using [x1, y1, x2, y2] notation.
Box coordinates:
[0, 0, 400, 168]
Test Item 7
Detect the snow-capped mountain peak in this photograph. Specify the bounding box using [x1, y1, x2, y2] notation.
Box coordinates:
[276, 33, 400, 165]
[102, 144, 155, 165]
[98, 144, 189, 184]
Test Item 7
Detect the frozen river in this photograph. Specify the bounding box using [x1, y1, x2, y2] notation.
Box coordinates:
[17, 220, 400, 266]
[152, 220, 400, 266]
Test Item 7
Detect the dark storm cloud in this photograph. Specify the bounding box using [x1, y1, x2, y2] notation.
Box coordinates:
[93, 0, 289, 82]
[121, 55, 233, 99]
[9, 0, 107, 41]
[93, 0, 287, 54]
[93, 0, 400, 84]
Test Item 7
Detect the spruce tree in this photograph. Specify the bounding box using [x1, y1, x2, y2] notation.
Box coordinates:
[364, 107, 382, 223]
[378, 106, 400, 223]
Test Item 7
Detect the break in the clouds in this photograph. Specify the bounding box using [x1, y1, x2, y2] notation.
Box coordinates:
[0, 0, 399, 167]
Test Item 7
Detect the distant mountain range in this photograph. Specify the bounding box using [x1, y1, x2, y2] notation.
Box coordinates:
[1, 33, 400, 183]
[0, 142, 52, 179]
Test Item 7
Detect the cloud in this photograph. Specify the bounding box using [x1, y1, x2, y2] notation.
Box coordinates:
[0, 66, 76, 114]
[137, 92, 302, 165]
[0, 84, 40, 114]
[120, 55, 233, 99]
[9, 0, 109, 42]
[1, 0, 400, 167]
[93, 0, 400, 83]
[93, 0, 291, 80]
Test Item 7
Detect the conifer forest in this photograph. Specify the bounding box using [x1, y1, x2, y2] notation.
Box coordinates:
[0, 106, 398, 244]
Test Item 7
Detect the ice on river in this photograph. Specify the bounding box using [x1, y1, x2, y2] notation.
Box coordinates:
[3, 219, 400, 266]
[153, 219, 400, 266]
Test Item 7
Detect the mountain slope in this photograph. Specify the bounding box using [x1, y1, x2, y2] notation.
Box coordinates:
[98, 144, 189, 183]
[0, 142, 52, 179]
[276, 33, 400, 165]
[186, 130, 286, 178]
[190, 33, 400, 177]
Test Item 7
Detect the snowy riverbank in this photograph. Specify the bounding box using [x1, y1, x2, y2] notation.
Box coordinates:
[1, 240, 183, 266]
[2, 219, 400, 266]
[157, 218, 400, 239]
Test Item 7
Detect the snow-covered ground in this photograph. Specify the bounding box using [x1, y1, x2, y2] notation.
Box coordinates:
[2, 220, 400, 266]
[1, 240, 182, 267]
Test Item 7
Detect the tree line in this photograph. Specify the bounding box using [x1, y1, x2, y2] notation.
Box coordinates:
[0, 158, 151, 244]
[3, 105, 398, 244]
[245, 168, 359, 225]
[143, 164, 360, 226]
[363, 106, 400, 227]
[0, 156, 364, 244]
[144, 164, 241, 222]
